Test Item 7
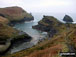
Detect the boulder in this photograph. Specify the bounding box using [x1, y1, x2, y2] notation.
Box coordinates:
[63, 15, 73, 23]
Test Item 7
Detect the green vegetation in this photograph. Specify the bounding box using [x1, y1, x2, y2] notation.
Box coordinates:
[2, 28, 70, 57]
[0, 22, 19, 40]
[1, 15, 76, 57]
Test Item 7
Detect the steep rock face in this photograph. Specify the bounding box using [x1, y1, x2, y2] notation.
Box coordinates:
[0, 22, 32, 53]
[33, 16, 66, 37]
[0, 6, 33, 53]
[0, 21, 32, 40]
[33, 16, 65, 31]
[0, 6, 34, 23]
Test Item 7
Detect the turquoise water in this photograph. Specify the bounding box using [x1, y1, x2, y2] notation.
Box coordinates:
[11, 13, 76, 53]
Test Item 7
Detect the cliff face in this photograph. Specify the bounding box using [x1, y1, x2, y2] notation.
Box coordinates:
[0, 22, 32, 53]
[33, 16, 66, 37]
[33, 16, 64, 31]
[0, 6, 34, 23]
[0, 22, 32, 40]
[0, 6, 33, 54]
[2, 15, 76, 57]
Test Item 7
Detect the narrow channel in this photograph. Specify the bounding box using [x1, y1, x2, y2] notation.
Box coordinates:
[11, 21, 47, 53]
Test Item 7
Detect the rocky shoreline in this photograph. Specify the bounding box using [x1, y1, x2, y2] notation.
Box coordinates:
[32, 16, 64, 37]
[8, 16, 34, 26]
[0, 6, 34, 54]
[1, 14, 76, 57]
[0, 6, 76, 57]
[0, 6, 34, 26]
[0, 28, 32, 55]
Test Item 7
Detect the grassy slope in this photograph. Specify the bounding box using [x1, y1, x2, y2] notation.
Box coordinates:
[2, 26, 72, 57]
[0, 6, 33, 21]
[0, 22, 19, 39]
[2, 17, 76, 57]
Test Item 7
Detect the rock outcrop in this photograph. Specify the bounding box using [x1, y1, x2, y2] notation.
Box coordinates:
[63, 15, 73, 23]
[0, 6, 34, 25]
[0, 22, 32, 54]
[33, 16, 65, 37]
[0, 6, 33, 54]
[4, 15, 76, 57]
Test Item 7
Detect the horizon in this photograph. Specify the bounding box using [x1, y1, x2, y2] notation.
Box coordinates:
[0, 0, 76, 13]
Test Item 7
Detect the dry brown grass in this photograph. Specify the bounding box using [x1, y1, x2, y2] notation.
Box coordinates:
[25, 44, 65, 57]
[68, 29, 76, 48]
[0, 6, 33, 21]
[0, 16, 9, 24]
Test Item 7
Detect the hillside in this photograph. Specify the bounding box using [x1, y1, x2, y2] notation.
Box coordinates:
[2, 15, 76, 57]
[0, 22, 19, 39]
[0, 20, 32, 53]
[33, 16, 66, 37]
[0, 6, 34, 23]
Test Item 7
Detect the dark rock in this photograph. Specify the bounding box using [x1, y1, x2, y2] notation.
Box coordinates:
[0, 22, 32, 54]
[48, 29, 57, 37]
[63, 15, 73, 23]
[0, 14, 5, 17]
[33, 16, 65, 37]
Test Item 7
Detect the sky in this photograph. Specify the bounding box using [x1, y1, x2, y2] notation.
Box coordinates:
[0, 0, 76, 13]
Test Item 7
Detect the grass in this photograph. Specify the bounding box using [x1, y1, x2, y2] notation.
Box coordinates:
[0, 23, 19, 40]
[1, 16, 76, 57]
[2, 28, 70, 57]
[0, 6, 33, 21]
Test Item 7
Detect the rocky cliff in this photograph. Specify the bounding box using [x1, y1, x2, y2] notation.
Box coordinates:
[0, 6, 34, 25]
[0, 22, 32, 54]
[0, 6, 33, 54]
[33, 15, 66, 37]
[2, 15, 76, 57]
